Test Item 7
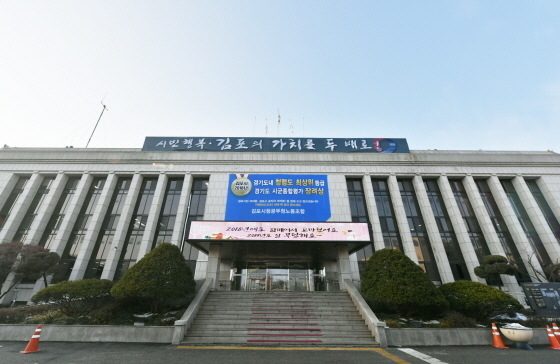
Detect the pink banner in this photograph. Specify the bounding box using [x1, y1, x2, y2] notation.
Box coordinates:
[188, 221, 370, 241]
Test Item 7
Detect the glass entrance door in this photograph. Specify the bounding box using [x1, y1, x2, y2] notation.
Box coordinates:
[289, 262, 310, 291]
[246, 263, 266, 291]
[234, 261, 315, 291]
[267, 269, 289, 291]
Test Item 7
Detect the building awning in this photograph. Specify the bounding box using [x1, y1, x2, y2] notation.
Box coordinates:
[186, 221, 372, 261]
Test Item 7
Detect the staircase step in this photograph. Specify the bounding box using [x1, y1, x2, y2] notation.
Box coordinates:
[182, 291, 379, 347]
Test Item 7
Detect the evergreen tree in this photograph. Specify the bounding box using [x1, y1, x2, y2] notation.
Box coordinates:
[110, 243, 195, 312]
[473, 255, 517, 286]
[0, 242, 53, 299]
[361, 249, 449, 317]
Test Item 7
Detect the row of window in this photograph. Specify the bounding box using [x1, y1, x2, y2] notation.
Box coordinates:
[0, 175, 209, 282]
[348, 177, 560, 284]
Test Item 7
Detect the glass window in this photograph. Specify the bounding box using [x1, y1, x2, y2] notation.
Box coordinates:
[526, 179, 560, 243]
[55, 177, 106, 282]
[424, 179, 470, 280]
[38, 176, 81, 249]
[85, 177, 132, 279]
[475, 179, 531, 282]
[372, 178, 403, 251]
[152, 178, 184, 250]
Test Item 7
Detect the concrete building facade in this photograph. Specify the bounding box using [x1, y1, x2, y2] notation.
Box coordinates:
[1, 141, 560, 305]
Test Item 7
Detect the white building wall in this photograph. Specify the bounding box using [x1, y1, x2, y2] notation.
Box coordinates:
[0, 148, 559, 301]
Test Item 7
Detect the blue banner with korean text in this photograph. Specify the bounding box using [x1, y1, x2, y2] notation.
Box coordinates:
[142, 137, 409, 153]
[225, 174, 331, 222]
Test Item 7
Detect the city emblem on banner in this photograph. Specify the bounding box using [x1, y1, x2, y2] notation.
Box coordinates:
[225, 174, 331, 222]
[231, 174, 252, 196]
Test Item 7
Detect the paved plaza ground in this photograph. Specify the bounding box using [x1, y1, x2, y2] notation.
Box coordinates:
[1, 342, 559, 364]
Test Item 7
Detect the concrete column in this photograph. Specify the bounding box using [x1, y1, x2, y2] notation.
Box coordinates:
[136, 173, 168, 261]
[171, 173, 193, 247]
[487, 175, 546, 279]
[206, 243, 222, 289]
[101, 173, 143, 280]
[0, 172, 42, 243]
[194, 250, 208, 281]
[0, 174, 19, 213]
[437, 175, 485, 283]
[26, 173, 68, 245]
[536, 177, 560, 227]
[412, 175, 454, 284]
[50, 173, 93, 256]
[513, 176, 560, 263]
[337, 244, 353, 289]
[462, 175, 526, 302]
[349, 253, 361, 281]
[362, 174, 385, 252]
[387, 174, 418, 263]
[69, 173, 118, 281]
[218, 260, 232, 290]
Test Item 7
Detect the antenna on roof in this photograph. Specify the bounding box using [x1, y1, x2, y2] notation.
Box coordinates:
[86, 95, 108, 148]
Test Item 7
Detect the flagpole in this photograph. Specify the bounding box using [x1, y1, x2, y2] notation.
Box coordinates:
[277, 110, 280, 137]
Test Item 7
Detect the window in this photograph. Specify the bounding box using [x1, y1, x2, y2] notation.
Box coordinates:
[371, 178, 403, 251]
[398, 179, 441, 283]
[424, 179, 470, 280]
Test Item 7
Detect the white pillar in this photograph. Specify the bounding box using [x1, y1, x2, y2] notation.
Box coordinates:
[536, 177, 560, 227]
[50, 173, 92, 256]
[487, 175, 546, 279]
[194, 250, 208, 281]
[69, 173, 117, 281]
[362, 174, 385, 252]
[171, 173, 193, 247]
[136, 173, 168, 261]
[462, 175, 526, 302]
[512, 175, 560, 263]
[437, 175, 485, 283]
[387, 174, 418, 263]
[206, 243, 222, 289]
[26, 173, 67, 245]
[412, 175, 454, 283]
[0, 174, 20, 212]
[349, 253, 361, 281]
[101, 173, 142, 280]
[0, 172, 42, 243]
[337, 244, 353, 289]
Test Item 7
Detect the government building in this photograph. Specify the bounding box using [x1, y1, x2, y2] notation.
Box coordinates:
[1, 137, 560, 305]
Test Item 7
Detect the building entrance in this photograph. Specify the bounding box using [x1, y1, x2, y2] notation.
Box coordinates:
[230, 261, 331, 291]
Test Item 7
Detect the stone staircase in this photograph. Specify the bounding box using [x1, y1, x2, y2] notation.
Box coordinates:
[182, 291, 379, 346]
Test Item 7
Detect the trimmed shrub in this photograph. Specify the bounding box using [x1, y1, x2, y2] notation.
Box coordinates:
[24, 310, 77, 325]
[439, 310, 477, 328]
[474, 255, 517, 278]
[439, 280, 522, 321]
[361, 249, 449, 317]
[31, 279, 114, 316]
[110, 243, 196, 313]
[0, 304, 53, 324]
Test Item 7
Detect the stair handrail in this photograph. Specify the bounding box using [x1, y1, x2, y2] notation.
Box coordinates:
[171, 278, 213, 345]
[343, 279, 387, 348]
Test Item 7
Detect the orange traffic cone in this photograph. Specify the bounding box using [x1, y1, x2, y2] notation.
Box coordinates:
[491, 323, 509, 349]
[20, 324, 42, 354]
[546, 325, 560, 350]
[553, 323, 560, 339]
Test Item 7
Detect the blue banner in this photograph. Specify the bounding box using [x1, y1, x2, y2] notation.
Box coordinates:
[142, 137, 409, 153]
[225, 174, 331, 222]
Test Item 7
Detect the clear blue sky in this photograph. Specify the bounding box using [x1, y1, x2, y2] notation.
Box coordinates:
[1, 1, 559, 151]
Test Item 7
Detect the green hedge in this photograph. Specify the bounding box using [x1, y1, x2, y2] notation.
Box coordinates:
[111, 243, 195, 313]
[361, 249, 449, 317]
[439, 280, 522, 321]
[31, 279, 114, 316]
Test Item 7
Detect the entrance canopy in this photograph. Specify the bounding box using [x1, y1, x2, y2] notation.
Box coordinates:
[187, 221, 372, 261]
